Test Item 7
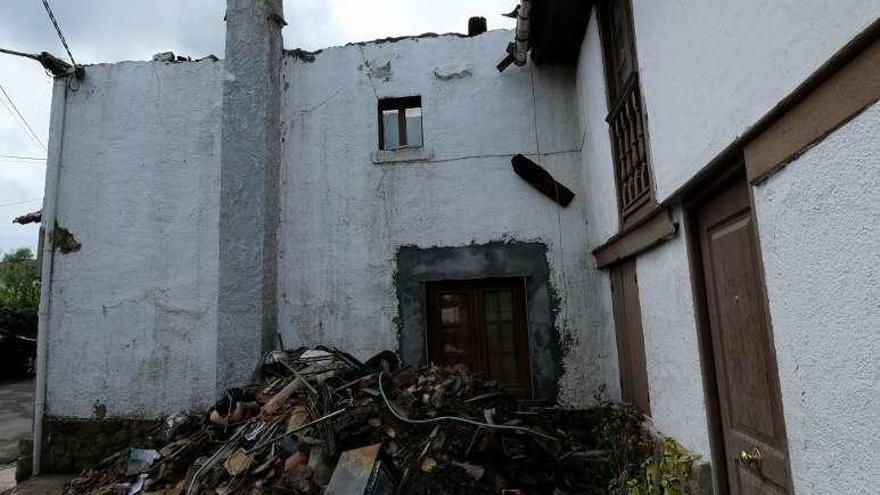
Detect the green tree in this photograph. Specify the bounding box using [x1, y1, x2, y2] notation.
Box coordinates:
[0, 248, 40, 338]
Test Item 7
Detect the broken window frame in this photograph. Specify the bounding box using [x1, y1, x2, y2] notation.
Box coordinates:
[598, 0, 657, 228]
[378, 96, 423, 151]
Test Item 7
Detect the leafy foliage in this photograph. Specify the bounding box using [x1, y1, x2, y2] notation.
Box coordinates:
[0, 248, 40, 338]
[614, 436, 698, 495]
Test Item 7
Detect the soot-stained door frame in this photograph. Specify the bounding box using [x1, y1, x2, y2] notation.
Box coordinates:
[395, 242, 561, 401]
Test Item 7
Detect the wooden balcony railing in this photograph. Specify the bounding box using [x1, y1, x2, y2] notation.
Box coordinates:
[606, 74, 652, 218]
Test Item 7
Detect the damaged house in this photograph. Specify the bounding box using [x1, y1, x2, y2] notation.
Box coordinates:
[25, 0, 880, 493]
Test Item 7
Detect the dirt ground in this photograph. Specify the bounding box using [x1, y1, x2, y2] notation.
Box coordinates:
[0, 380, 34, 493]
[0, 380, 33, 465]
[1, 470, 73, 495]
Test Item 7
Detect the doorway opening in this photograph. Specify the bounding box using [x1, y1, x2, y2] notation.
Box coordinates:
[686, 169, 793, 494]
[426, 278, 532, 397]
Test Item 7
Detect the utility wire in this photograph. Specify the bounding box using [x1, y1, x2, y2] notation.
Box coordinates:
[39, 0, 76, 67]
[0, 48, 40, 62]
[0, 161, 45, 168]
[0, 154, 45, 161]
[0, 83, 48, 151]
[0, 198, 42, 208]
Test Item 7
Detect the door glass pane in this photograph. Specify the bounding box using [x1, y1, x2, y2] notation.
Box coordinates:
[440, 293, 467, 326]
[437, 292, 472, 365]
[484, 290, 518, 385]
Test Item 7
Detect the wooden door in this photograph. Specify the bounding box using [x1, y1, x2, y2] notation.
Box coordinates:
[694, 177, 792, 494]
[427, 278, 532, 396]
[610, 258, 651, 415]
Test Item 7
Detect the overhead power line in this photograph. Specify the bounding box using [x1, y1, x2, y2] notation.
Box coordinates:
[39, 0, 77, 67]
[0, 154, 45, 161]
[0, 47, 75, 77]
[0, 161, 45, 168]
[0, 83, 48, 151]
[0, 48, 41, 62]
[0, 197, 42, 208]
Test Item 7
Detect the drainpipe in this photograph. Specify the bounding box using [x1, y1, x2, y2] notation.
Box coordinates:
[496, 0, 532, 72]
[513, 0, 532, 66]
[32, 77, 69, 476]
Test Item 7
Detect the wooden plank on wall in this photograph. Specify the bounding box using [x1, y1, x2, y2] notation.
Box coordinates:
[593, 208, 677, 269]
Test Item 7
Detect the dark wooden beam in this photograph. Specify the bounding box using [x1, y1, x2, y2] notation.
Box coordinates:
[593, 208, 677, 268]
[511, 154, 575, 207]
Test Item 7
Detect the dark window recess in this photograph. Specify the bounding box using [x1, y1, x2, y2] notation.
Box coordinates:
[426, 278, 532, 397]
[610, 258, 651, 415]
[378, 96, 423, 150]
[599, 0, 655, 225]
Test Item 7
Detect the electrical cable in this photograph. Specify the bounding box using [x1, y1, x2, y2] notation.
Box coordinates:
[38, 0, 76, 67]
[0, 154, 45, 161]
[0, 83, 47, 151]
[0, 48, 40, 61]
[0, 198, 42, 208]
[377, 371, 558, 441]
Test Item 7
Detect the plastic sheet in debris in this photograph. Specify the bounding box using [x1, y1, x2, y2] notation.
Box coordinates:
[124, 449, 161, 476]
[324, 444, 397, 495]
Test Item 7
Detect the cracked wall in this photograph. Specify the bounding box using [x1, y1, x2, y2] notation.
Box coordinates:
[45, 60, 223, 418]
[278, 31, 617, 405]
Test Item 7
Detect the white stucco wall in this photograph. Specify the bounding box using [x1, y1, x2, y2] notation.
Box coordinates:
[635, 214, 711, 458]
[754, 103, 880, 493]
[278, 31, 617, 406]
[631, 0, 880, 201]
[575, 11, 619, 249]
[45, 61, 223, 418]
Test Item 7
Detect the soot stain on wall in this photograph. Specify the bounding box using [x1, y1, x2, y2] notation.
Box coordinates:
[394, 240, 563, 401]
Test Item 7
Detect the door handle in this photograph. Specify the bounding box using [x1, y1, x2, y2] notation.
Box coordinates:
[738, 448, 764, 469]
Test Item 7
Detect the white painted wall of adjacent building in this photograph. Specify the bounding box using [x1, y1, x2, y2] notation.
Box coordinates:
[635, 214, 712, 459]
[44, 61, 223, 417]
[631, 0, 880, 201]
[575, 13, 618, 250]
[572, 0, 880, 476]
[575, 8, 713, 453]
[278, 30, 618, 406]
[754, 102, 880, 494]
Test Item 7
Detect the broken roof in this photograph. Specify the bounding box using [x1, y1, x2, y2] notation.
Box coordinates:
[529, 0, 593, 65]
[12, 209, 42, 225]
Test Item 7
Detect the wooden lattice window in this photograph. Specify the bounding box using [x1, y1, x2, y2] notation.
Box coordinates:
[607, 74, 651, 217]
[599, 0, 655, 224]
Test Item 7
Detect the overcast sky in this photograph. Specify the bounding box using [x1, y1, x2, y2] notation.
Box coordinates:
[0, 0, 516, 256]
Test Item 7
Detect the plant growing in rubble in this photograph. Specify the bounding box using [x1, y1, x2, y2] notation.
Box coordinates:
[616, 437, 697, 495]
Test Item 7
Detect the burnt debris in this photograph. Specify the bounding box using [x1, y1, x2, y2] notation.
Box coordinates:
[62, 347, 663, 495]
[12, 209, 42, 225]
[511, 154, 576, 207]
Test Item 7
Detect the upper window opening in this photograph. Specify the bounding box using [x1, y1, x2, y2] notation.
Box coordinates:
[379, 96, 423, 150]
[598, 0, 655, 224]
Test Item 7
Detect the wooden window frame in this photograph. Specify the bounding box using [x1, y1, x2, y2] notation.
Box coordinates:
[425, 277, 533, 397]
[609, 258, 651, 415]
[378, 95, 422, 151]
[597, 0, 657, 229]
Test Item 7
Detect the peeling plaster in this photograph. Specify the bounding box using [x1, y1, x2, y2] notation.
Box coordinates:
[434, 63, 473, 80]
[53, 224, 81, 254]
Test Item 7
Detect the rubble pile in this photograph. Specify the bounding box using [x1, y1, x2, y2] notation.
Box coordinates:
[64, 347, 654, 495]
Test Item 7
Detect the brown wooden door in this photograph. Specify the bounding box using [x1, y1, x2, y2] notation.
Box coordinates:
[610, 258, 651, 415]
[427, 278, 532, 396]
[694, 177, 792, 494]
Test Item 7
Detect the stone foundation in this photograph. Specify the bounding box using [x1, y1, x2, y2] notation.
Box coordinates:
[32, 417, 159, 474]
